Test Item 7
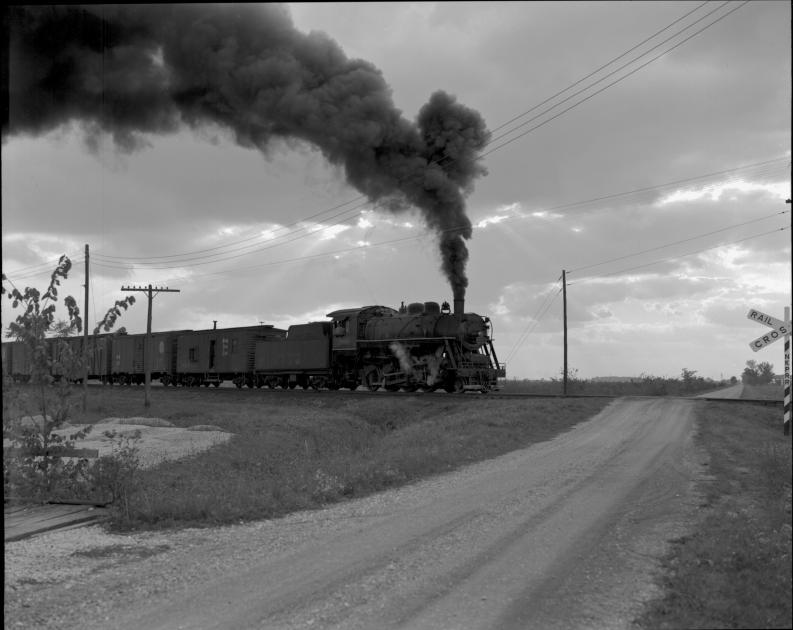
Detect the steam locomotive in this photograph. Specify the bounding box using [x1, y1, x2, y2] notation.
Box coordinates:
[2, 299, 505, 393]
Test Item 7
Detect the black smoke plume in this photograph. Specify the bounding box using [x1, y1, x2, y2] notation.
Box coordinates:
[3, 5, 489, 299]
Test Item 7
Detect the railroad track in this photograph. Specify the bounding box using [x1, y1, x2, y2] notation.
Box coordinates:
[72, 382, 782, 404]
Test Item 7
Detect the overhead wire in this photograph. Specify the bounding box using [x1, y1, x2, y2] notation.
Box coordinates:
[504, 278, 564, 364]
[87, 161, 790, 278]
[3, 256, 86, 283]
[88, 155, 789, 272]
[86, 0, 749, 269]
[92, 195, 366, 262]
[567, 209, 790, 274]
[488, 0, 710, 135]
[568, 225, 789, 284]
[482, 1, 749, 157]
[503, 222, 790, 362]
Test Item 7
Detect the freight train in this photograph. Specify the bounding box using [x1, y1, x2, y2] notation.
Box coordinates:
[2, 299, 505, 393]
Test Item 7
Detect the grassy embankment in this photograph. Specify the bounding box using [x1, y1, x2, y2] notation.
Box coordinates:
[500, 376, 733, 397]
[4, 386, 611, 529]
[636, 401, 792, 630]
[741, 382, 785, 401]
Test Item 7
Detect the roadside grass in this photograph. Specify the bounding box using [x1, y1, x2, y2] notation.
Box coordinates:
[635, 402, 792, 630]
[4, 386, 612, 529]
[741, 383, 784, 401]
[501, 376, 722, 397]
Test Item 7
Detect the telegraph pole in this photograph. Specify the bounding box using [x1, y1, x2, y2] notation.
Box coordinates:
[562, 269, 568, 396]
[83, 244, 89, 411]
[121, 285, 180, 408]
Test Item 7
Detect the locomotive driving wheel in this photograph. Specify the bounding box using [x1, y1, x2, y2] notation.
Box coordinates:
[444, 376, 465, 394]
[364, 367, 382, 392]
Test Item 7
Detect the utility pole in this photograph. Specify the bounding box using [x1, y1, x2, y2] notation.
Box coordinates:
[562, 269, 568, 397]
[121, 285, 180, 409]
[83, 244, 89, 411]
[786, 199, 791, 437]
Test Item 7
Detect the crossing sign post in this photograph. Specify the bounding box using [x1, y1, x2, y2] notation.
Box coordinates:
[747, 307, 791, 435]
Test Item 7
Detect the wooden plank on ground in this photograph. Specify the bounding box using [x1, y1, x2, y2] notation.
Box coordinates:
[4, 503, 109, 542]
[3, 446, 100, 458]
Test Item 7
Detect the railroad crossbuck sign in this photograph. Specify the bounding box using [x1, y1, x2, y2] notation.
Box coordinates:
[746, 309, 791, 352]
[747, 307, 791, 436]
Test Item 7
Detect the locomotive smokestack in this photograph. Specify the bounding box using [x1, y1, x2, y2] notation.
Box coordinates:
[454, 298, 464, 320]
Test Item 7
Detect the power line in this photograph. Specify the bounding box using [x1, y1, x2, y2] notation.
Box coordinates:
[504, 278, 564, 364]
[3, 256, 86, 283]
[92, 195, 366, 262]
[4, 154, 787, 282]
[89, 1, 748, 266]
[567, 210, 790, 274]
[535, 158, 789, 216]
[568, 226, 789, 284]
[483, 1, 749, 158]
[86, 157, 790, 273]
[504, 224, 789, 364]
[489, 1, 711, 135]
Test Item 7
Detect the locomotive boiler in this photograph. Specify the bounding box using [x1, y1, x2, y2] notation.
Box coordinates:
[325, 299, 502, 392]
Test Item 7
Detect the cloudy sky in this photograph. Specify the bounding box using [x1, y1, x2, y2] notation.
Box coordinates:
[2, 2, 790, 380]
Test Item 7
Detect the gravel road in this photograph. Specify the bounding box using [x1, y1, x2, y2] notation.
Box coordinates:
[4, 397, 707, 630]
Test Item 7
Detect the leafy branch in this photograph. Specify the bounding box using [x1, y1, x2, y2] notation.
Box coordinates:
[93, 297, 136, 334]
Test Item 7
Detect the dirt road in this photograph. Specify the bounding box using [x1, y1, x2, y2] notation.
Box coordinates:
[4, 397, 706, 629]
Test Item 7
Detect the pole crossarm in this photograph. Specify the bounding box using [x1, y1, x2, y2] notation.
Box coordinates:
[121, 285, 181, 296]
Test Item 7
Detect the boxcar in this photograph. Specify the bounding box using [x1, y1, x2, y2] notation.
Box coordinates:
[48, 337, 87, 382]
[86, 334, 113, 382]
[2, 340, 33, 382]
[175, 325, 286, 387]
[254, 322, 333, 389]
[111, 331, 187, 385]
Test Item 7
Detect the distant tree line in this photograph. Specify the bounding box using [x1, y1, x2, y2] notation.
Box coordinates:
[741, 360, 775, 385]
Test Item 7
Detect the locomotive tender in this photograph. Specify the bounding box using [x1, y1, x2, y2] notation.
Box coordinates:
[2, 299, 505, 393]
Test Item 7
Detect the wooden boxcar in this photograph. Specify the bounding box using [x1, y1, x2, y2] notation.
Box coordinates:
[111, 331, 186, 385]
[175, 325, 286, 387]
[2, 341, 33, 382]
